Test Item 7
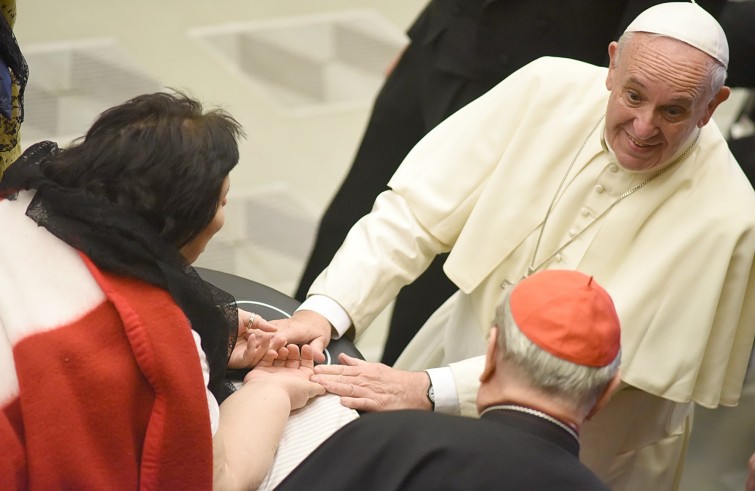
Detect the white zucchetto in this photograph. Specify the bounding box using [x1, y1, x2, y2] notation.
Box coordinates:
[624, 1, 729, 68]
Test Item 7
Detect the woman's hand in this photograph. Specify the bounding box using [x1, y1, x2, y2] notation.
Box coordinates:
[227, 309, 286, 369]
[244, 344, 325, 410]
[215, 343, 322, 491]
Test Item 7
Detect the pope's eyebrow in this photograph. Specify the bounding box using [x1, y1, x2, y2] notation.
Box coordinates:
[627, 76, 646, 89]
[626, 76, 695, 106]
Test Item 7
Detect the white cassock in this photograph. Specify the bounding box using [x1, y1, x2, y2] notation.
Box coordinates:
[310, 57, 755, 489]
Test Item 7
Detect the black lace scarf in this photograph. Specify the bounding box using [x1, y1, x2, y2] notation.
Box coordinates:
[1, 141, 238, 402]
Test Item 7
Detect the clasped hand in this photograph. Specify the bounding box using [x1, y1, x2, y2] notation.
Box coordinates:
[227, 309, 286, 369]
[230, 309, 430, 412]
[269, 310, 333, 364]
[230, 309, 324, 409]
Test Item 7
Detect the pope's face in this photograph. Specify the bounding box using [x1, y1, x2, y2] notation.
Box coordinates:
[180, 176, 230, 264]
[604, 34, 727, 172]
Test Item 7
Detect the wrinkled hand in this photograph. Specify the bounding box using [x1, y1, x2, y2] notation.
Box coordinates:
[244, 344, 325, 410]
[311, 353, 432, 412]
[269, 310, 332, 364]
[227, 309, 286, 369]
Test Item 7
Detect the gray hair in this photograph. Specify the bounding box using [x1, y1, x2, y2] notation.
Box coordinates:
[615, 31, 727, 99]
[494, 288, 621, 414]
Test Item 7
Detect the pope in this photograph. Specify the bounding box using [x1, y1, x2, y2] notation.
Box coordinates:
[274, 3, 755, 489]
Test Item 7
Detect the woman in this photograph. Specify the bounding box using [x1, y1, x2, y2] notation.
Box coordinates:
[0, 91, 324, 489]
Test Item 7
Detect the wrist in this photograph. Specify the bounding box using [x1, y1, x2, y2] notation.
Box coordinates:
[233, 379, 292, 410]
[293, 309, 333, 339]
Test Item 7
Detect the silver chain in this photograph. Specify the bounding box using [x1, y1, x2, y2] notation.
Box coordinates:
[527, 116, 700, 276]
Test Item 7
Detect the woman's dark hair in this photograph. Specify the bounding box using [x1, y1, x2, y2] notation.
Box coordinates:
[0, 92, 245, 402]
[42, 91, 244, 248]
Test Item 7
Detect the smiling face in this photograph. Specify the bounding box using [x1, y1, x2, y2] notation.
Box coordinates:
[180, 176, 230, 264]
[604, 33, 729, 172]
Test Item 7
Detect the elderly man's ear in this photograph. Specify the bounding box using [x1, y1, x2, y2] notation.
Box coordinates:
[586, 372, 622, 420]
[697, 86, 730, 128]
[479, 326, 500, 383]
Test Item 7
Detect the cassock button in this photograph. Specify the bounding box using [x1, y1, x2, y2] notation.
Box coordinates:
[581, 208, 590, 217]
[609, 164, 618, 172]
[595, 184, 605, 193]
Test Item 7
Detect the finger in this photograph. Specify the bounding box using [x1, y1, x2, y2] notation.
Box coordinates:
[247, 334, 269, 366]
[285, 344, 301, 368]
[252, 332, 267, 350]
[262, 330, 280, 347]
[273, 346, 290, 367]
[338, 353, 367, 366]
[309, 338, 327, 364]
[250, 332, 261, 354]
[314, 361, 366, 376]
[310, 377, 365, 399]
[269, 333, 287, 351]
[276, 345, 290, 359]
[300, 344, 315, 368]
[339, 396, 380, 412]
[237, 308, 250, 333]
[309, 373, 328, 385]
[245, 311, 258, 331]
[254, 317, 278, 333]
[313, 363, 343, 376]
[245, 332, 258, 356]
[307, 381, 326, 398]
[259, 347, 278, 366]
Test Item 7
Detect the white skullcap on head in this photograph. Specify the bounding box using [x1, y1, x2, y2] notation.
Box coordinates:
[624, 1, 728, 68]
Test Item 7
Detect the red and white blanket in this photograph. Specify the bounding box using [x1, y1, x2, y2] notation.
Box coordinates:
[1, 191, 213, 490]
